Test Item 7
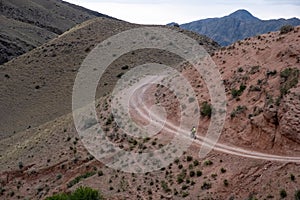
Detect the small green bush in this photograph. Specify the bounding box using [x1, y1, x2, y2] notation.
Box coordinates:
[231, 105, 247, 118]
[97, 171, 103, 176]
[18, 162, 24, 170]
[250, 66, 260, 74]
[182, 191, 189, 197]
[201, 182, 212, 190]
[193, 160, 199, 166]
[290, 174, 295, 181]
[196, 170, 202, 177]
[177, 176, 184, 184]
[280, 189, 287, 198]
[46, 186, 103, 200]
[280, 25, 294, 34]
[280, 68, 299, 96]
[220, 168, 226, 173]
[231, 84, 246, 98]
[189, 171, 195, 177]
[182, 185, 188, 190]
[186, 156, 193, 162]
[204, 160, 213, 166]
[223, 179, 229, 186]
[238, 67, 244, 72]
[266, 70, 277, 76]
[200, 102, 212, 117]
[161, 181, 171, 193]
[295, 190, 300, 200]
[67, 172, 96, 188]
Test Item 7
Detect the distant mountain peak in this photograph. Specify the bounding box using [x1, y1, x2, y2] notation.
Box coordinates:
[179, 9, 300, 46]
[228, 9, 259, 21]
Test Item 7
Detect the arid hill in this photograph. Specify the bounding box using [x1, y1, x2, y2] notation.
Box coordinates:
[0, 0, 114, 64]
[0, 20, 299, 199]
[0, 17, 219, 139]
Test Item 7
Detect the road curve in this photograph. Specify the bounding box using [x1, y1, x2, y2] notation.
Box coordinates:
[128, 76, 300, 163]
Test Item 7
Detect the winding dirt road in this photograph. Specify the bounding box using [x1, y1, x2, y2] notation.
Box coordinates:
[126, 76, 300, 163]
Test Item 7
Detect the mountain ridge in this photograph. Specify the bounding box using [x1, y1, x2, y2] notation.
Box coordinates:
[178, 9, 300, 46]
[0, 0, 115, 64]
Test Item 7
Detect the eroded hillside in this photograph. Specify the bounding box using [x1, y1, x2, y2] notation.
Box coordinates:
[0, 24, 299, 199]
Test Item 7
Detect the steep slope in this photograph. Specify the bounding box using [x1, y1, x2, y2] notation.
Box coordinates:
[212, 25, 300, 149]
[180, 9, 300, 46]
[0, 0, 114, 64]
[0, 27, 299, 200]
[0, 17, 219, 139]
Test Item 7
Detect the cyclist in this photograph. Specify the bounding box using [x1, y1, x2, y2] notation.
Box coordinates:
[191, 126, 196, 139]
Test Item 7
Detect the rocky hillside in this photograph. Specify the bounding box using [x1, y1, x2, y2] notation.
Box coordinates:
[179, 9, 300, 46]
[0, 22, 299, 199]
[0, 0, 114, 64]
[0, 17, 219, 139]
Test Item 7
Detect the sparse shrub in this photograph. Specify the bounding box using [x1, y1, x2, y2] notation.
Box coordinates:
[67, 171, 96, 188]
[181, 185, 188, 190]
[211, 173, 217, 179]
[223, 179, 229, 186]
[280, 189, 287, 198]
[201, 182, 212, 190]
[116, 72, 124, 78]
[193, 160, 199, 166]
[290, 173, 295, 181]
[232, 84, 246, 98]
[189, 171, 195, 177]
[121, 65, 129, 70]
[204, 160, 213, 166]
[18, 161, 24, 170]
[280, 68, 299, 96]
[177, 172, 186, 184]
[249, 85, 261, 92]
[177, 176, 184, 184]
[0, 187, 5, 196]
[196, 170, 202, 177]
[186, 156, 193, 162]
[105, 114, 114, 125]
[178, 164, 183, 169]
[238, 67, 244, 72]
[182, 191, 189, 197]
[257, 79, 263, 84]
[295, 190, 300, 200]
[56, 174, 62, 180]
[231, 105, 247, 118]
[250, 65, 260, 74]
[97, 170, 103, 176]
[200, 102, 212, 117]
[267, 70, 277, 76]
[280, 25, 294, 34]
[220, 168, 226, 173]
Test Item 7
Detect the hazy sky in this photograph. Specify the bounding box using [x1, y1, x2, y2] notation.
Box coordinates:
[66, 0, 300, 24]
